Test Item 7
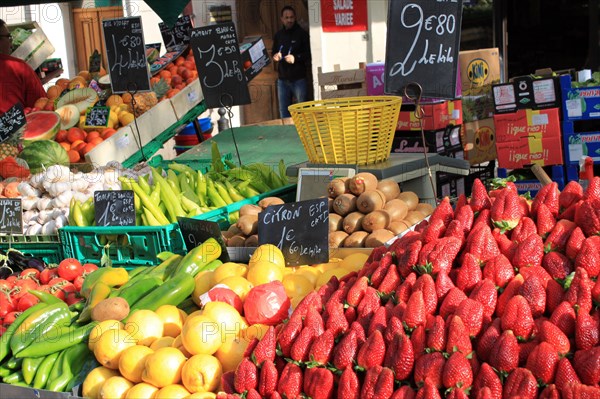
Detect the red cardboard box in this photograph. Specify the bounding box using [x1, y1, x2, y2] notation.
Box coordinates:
[493, 108, 561, 143]
[461, 118, 497, 165]
[397, 100, 463, 131]
[496, 136, 563, 169]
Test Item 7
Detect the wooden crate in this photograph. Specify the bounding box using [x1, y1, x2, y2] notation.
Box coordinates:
[318, 63, 367, 99]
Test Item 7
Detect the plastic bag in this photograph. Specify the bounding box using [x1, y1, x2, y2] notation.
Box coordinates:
[199, 284, 243, 314]
[243, 281, 291, 326]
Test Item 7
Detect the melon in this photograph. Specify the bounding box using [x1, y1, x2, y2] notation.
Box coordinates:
[22, 111, 61, 142]
[55, 87, 99, 114]
[18, 140, 70, 173]
[55, 105, 80, 129]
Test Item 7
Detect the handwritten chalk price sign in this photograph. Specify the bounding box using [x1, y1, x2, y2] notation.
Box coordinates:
[85, 106, 110, 127]
[94, 190, 136, 227]
[177, 217, 230, 262]
[258, 198, 329, 266]
[102, 16, 151, 93]
[384, 0, 463, 99]
[160, 15, 193, 51]
[0, 104, 26, 144]
[190, 22, 250, 108]
[0, 199, 23, 234]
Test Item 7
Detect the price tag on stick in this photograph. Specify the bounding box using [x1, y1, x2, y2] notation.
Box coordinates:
[85, 106, 110, 127]
[0, 199, 23, 234]
[94, 190, 136, 227]
[177, 217, 230, 262]
[0, 104, 26, 144]
[160, 15, 193, 52]
[258, 198, 329, 266]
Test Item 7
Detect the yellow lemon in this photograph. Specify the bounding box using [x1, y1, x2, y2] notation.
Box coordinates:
[181, 315, 222, 355]
[295, 266, 321, 287]
[316, 267, 350, 288]
[313, 261, 342, 274]
[98, 376, 133, 399]
[124, 382, 159, 399]
[82, 366, 120, 399]
[218, 276, 254, 301]
[192, 271, 214, 307]
[125, 310, 164, 346]
[88, 319, 124, 351]
[150, 336, 176, 351]
[181, 354, 223, 393]
[118, 345, 154, 383]
[187, 309, 203, 320]
[282, 274, 314, 298]
[156, 305, 186, 338]
[142, 347, 187, 388]
[248, 244, 286, 270]
[118, 112, 135, 126]
[212, 262, 248, 284]
[214, 332, 248, 373]
[93, 329, 136, 369]
[202, 301, 246, 339]
[185, 392, 217, 399]
[172, 334, 192, 358]
[339, 252, 370, 272]
[154, 384, 191, 399]
[282, 267, 296, 277]
[246, 260, 284, 286]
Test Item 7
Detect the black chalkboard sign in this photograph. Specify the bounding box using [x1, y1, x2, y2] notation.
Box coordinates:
[102, 16, 151, 94]
[258, 198, 329, 266]
[0, 199, 22, 234]
[190, 22, 250, 109]
[0, 104, 26, 144]
[177, 217, 230, 262]
[85, 106, 110, 127]
[385, 0, 463, 99]
[160, 16, 193, 52]
[94, 190, 136, 227]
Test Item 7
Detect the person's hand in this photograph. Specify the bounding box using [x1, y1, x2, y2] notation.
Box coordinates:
[284, 54, 295, 64]
[273, 52, 282, 62]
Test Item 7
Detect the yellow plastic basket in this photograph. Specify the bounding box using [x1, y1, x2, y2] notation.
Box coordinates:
[289, 96, 402, 165]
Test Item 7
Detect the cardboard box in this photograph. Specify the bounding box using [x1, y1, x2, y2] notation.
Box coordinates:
[392, 125, 463, 156]
[240, 36, 271, 82]
[560, 74, 600, 121]
[462, 85, 495, 122]
[459, 48, 501, 92]
[494, 108, 561, 143]
[496, 136, 563, 169]
[397, 100, 463, 131]
[461, 118, 497, 165]
[562, 121, 600, 166]
[493, 76, 561, 113]
[8, 22, 55, 70]
[436, 172, 466, 199]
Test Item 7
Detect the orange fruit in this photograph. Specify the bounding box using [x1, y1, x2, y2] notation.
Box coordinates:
[246, 260, 284, 286]
[82, 366, 120, 399]
[93, 328, 136, 369]
[86, 131, 101, 142]
[55, 129, 68, 142]
[46, 85, 63, 99]
[124, 382, 159, 399]
[121, 92, 133, 105]
[248, 244, 286, 270]
[68, 149, 81, 163]
[175, 57, 185, 66]
[141, 347, 187, 388]
[171, 74, 183, 87]
[154, 384, 190, 399]
[118, 345, 154, 383]
[201, 302, 246, 338]
[166, 89, 180, 98]
[89, 137, 104, 146]
[106, 94, 124, 107]
[81, 142, 97, 156]
[212, 262, 248, 285]
[56, 78, 70, 90]
[88, 320, 124, 351]
[181, 354, 222, 393]
[125, 309, 164, 346]
[160, 70, 172, 79]
[101, 128, 117, 139]
[98, 376, 133, 399]
[59, 142, 71, 151]
[78, 70, 92, 81]
[181, 315, 222, 356]
[155, 305, 186, 338]
[67, 127, 86, 143]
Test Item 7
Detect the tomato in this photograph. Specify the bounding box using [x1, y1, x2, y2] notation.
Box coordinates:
[20, 268, 41, 281]
[48, 277, 68, 287]
[73, 275, 85, 292]
[40, 268, 59, 285]
[3, 311, 20, 326]
[62, 283, 80, 305]
[0, 292, 14, 318]
[57, 258, 84, 281]
[48, 285, 65, 302]
[16, 293, 40, 312]
[6, 275, 17, 284]
[82, 263, 98, 275]
[0, 279, 12, 292]
[10, 278, 38, 301]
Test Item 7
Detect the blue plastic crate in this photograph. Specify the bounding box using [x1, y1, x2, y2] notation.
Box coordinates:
[560, 74, 600, 121]
[497, 165, 565, 196]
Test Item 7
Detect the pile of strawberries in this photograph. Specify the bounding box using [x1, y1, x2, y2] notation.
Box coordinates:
[219, 177, 600, 399]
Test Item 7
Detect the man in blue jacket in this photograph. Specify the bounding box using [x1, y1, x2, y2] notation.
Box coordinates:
[272, 5, 310, 118]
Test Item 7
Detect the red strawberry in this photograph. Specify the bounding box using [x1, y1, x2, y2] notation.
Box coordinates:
[454, 298, 484, 337]
[493, 227, 517, 260]
[403, 290, 427, 329]
[426, 315, 446, 353]
[500, 295, 535, 340]
[575, 310, 600, 350]
[411, 324, 427, 360]
[429, 196, 454, 227]
[415, 378, 442, 399]
[318, 277, 339, 305]
[385, 328, 414, 380]
[537, 320, 570, 356]
[503, 368, 538, 399]
[542, 251, 573, 280]
[444, 220, 466, 244]
[550, 301, 577, 337]
[525, 341, 560, 384]
[414, 351, 446, 388]
[307, 328, 335, 365]
[545, 278, 565, 315]
[518, 338, 539, 368]
[583, 176, 600, 200]
[361, 365, 395, 399]
[258, 359, 278, 397]
[511, 216, 538, 245]
[564, 267, 593, 314]
[350, 320, 366, 345]
[518, 274, 546, 318]
[346, 276, 369, 307]
[246, 389, 261, 399]
[454, 203, 474, 233]
[394, 272, 417, 304]
[442, 351, 473, 391]
[575, 197, 600, 236]
[332, 329, 358, 371]
[357, 287, 380, 331]
[303, 367, 334, 399]
[337, 367, 360, 399]
[463, 224, 500, 263]
[470, 178, 492, 213]
[234, 357, 258, 393]
[378, 260, 401, 294]
[560, 180, 584, 210]
[544, 219, 576, 253]
[472, 208, 491, 231]
[289, 326, 316, 362]
[277, 313, 303, 358]
[562, 382, 600, 399]
[396, 240, 423, 278]
[367, 305, 388, 337]
[445, 315, 472, 354]
[221, 370, 236, 394]
[490, 188, 523, 231]
[512, 233, 544, 270]
[277, 363, 303, 399]
[306, 306, 325, 335]
[476, 318, 501, 363]
[413, 274, 437, 315]
[325, 301, 348, 337]
[536, 202, 556, 238]
[566, 226, 587, 262]
[539, 384, 560, 399]
[420, 217, 447, 244]
[391, 386, 417, 399]
[435, 271, 455, 300]
[574, 236, 600, 278]
[555, 357, 582, 390]
[496, 274, 524, 317]
[531, 182, 560, 216]
[455, 253, 482, 295]
[367, 245, 389, 263]
[252, 326, 276, 366]
[593, 279, 600, 306]
[345, 304, 357, 325]
[482, 254, 515, 289]
[488, 329, 519, 374]
[370, 252, 393, 288]
[439, 287, 468, 320]
[573, 347, 600, 386]
[469, 278, 498, 321]
[384, 315, 404, 343]
[562, 201, 582, 221]
[472, 362, 503, 399]
[416, 237, 462, 276]
[294, 290, 323, 319]
[356, 329, 386, 369]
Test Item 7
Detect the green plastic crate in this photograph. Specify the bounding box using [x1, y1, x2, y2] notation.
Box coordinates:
[0, 234, 64, 265]
[58, 223, 185, 267]
[148, 152, 233, 172]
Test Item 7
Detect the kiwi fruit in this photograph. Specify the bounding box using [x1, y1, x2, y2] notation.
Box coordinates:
[348, 172, 379, 196]
[361, 210, 391, 233]
[236, 214, 258, 236]
[404, 210, 426, 227]
[227, 235, 246, 247]
[397, 191, 419, 210]
[388, 220, 411, 235]
[343, 211, 365, 234]
[329, 231, 349, 248]
[258, 197, 285, 209]
[365, 229, 396, 247]
[330, 213, 344, 232]
[356, 190, 387, 214]
[239, 204, 262, 217]
[415, 202, 435, 216]
[244, 234, 259, 247]
[377, 179, 401, 202]
[333, 193, 357, 216]
[344, 231, 369, 247]
[328, 197, 334, 213]
[384, 199, 409, 221]
[328, 177, 349, 198]
[223, 224, 242, 239]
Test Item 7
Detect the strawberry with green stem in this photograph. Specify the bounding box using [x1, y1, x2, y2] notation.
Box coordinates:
[574, 197, 600, 236]
[490, 187, 524, 232]
[560, 180, 584, 212]
[525, 341, 560, 384]
[543, 248, 574, 281]
[442, 351, 473, 392]
[415, 237, 462, 276]
[472, 362, 503, 399]
[503, 368, 538, 399]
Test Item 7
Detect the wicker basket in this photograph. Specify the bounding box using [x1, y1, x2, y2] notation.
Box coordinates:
[289, 96, 402, 165]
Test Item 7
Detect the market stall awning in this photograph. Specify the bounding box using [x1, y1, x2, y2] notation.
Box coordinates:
[1, 0, 188, 27]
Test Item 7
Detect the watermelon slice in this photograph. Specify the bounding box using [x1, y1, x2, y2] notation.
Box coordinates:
[22, 111, 61, 142]
[18, 140, 70, 174]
